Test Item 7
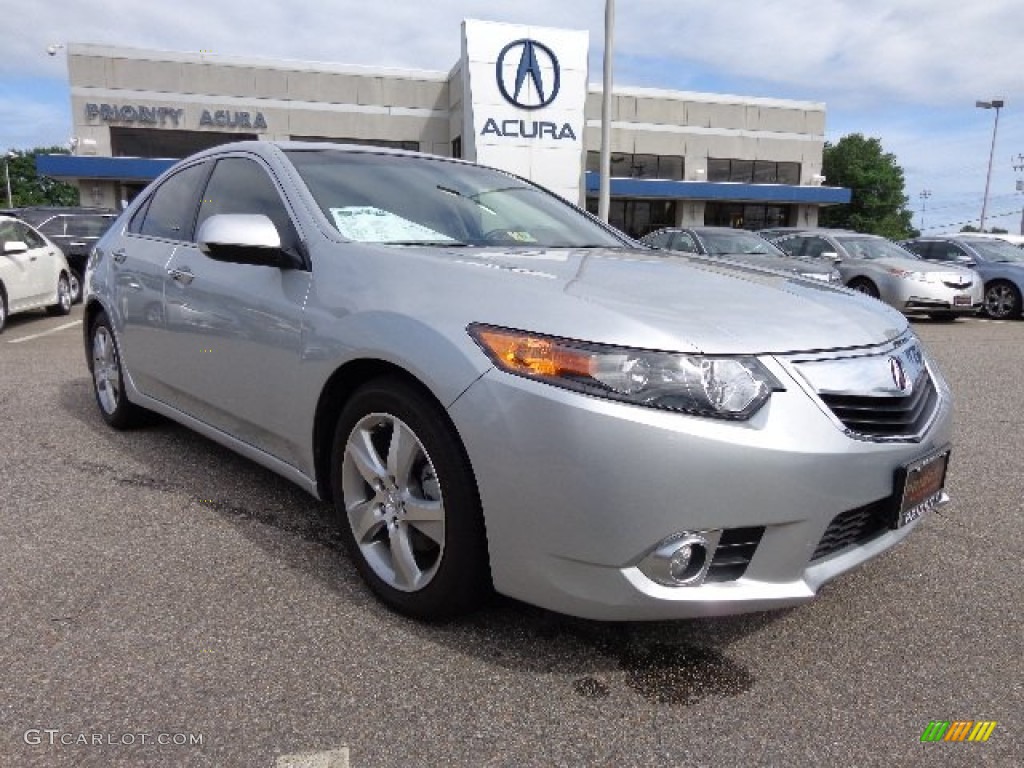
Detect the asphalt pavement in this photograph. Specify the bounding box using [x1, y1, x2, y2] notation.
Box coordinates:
[1, 305, 1020, 767]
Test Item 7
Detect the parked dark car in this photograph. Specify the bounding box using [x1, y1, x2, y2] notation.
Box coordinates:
[900, 235, 1024, 320]
[4, 207, 118, 302]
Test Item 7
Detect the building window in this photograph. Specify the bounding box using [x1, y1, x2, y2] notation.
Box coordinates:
[111, 127, 257, 159]
[586, 198, 677, 239]
[291, 136, 421, 152]
[704, 202, 792, 230]
[586, 152, 685, 180]
[707, 158, 801, 185]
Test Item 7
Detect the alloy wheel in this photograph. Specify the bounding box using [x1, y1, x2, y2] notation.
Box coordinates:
[92, 325, 122, 415]
[984, 283, 1019, 319]
[340, 413, 446, 592]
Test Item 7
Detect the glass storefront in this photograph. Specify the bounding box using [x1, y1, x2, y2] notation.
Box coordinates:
[706, 158, 800, 185]
[586, 198, 677, 239]
[586, 152, 684, 180]
[704, 202, 792, 230]
[111, 127, 257, 158]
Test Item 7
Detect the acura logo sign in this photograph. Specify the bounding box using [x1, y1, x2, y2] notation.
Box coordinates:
[889, 356, 909, 393]
[496, 39, 561, 110]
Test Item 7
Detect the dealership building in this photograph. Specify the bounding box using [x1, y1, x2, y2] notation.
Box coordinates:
[40, 19, 849, 237]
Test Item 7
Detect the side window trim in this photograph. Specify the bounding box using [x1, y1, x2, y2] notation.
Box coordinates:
[194, 153, 306, 262]
[132, 160, 213, 243]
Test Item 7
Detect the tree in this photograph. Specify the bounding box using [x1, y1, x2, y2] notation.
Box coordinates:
[960, 224, 1008, 233]
[4, 147, 79, 208]
[819, 134, 915, 239]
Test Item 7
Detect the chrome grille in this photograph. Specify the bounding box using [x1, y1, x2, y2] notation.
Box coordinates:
[706, 526, 764, 582]
[819, 371, 938, 439]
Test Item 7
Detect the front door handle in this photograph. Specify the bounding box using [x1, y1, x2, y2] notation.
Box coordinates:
[112, 249, 127, 264]
[167, 267, 195, 285]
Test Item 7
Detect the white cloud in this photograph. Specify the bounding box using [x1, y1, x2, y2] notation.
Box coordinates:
[4, 0, 1022, 232]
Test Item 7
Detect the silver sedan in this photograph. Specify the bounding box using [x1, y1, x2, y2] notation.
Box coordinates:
[84, 142, 953, 621]
[771, 229, 983, 320]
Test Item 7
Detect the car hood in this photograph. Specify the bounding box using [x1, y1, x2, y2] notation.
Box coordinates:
[382, 246, 909, 355]
[855, 256, 976, 277]
[707, 251, 834, 275]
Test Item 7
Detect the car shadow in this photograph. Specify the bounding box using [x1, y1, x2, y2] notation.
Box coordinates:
[57, 377, 788, 707]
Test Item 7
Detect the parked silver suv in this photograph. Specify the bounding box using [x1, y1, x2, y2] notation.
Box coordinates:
[85, 142, 953, 620]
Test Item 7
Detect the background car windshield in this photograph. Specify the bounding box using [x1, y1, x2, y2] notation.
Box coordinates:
[698, 230, 784, 256]
[285, 150, 626, 248]
[966, 238, 1024, 262]
[835, 236, 915, 260]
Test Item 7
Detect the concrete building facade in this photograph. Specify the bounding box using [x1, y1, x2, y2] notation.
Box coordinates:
[41, 20, 848, 237]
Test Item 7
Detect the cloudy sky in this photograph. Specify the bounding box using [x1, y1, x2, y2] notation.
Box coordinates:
[3, 0, 1022, 233]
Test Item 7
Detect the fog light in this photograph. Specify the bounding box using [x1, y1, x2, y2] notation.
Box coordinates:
[638, 531, 716, 587]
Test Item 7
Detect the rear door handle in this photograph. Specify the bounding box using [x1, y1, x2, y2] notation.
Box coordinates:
[167, 267, 195, 285]
[112, 249, 127, 264]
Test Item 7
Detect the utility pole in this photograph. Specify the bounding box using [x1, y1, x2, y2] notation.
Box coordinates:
[1014, 154, 1024, 236]
[918, 189, 932, 232]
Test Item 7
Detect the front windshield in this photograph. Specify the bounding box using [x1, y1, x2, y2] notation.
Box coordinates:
[835, 236, 916, 260]
[285, 149, 627, 248]
[696, 230, 785, 256]
[964, 238, 1024, 263]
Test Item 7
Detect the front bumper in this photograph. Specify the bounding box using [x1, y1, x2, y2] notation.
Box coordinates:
[449, 346, 953, 620]
[887, 280, 984, 314]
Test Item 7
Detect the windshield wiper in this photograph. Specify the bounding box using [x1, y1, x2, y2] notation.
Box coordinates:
[384, 240, 469, 247]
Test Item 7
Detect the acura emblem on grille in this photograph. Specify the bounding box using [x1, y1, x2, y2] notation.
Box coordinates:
[889, 356, 909, 392]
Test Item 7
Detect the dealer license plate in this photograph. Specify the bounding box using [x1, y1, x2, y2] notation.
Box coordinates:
[895, 447, 950, 528]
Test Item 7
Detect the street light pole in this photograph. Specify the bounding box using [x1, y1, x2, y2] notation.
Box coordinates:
[976, 99, 1004, 231]
[598, 0, 615, 223]
[918, 189, 931, 232]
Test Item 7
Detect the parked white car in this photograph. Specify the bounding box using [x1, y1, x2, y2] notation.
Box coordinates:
[0, 214, 74, 332]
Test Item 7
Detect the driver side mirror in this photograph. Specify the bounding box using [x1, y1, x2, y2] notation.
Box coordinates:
[3, 240, 29, 255]
[197, 214, 302, 270]
[821, 250, 841, 263]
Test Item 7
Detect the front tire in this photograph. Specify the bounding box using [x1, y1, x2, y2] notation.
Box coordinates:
[848, 278, 880, 299]
[983, 281, 1021, 320]
[89, 312, 148, 429]
[331, 377, 490, 619]
[0, 288, 7, 334]
[46, 273, 73, 316]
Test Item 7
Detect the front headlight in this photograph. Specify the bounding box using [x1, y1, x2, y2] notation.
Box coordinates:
[468, 324, 783, 420]
[799, 270, 843, 283]
[887, 268, 933, 282]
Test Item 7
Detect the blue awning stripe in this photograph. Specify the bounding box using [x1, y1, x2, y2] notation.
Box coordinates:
[35, 154, 178, 181]
[584, 172, 851, 204]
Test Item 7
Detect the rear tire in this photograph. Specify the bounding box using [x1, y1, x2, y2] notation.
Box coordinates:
[331, 377, 491, 620]
[89, 312, 149, 429]
[68, 270, 82, 304]
[46, 273, 73, 316]
[0, 288, 7, 334]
